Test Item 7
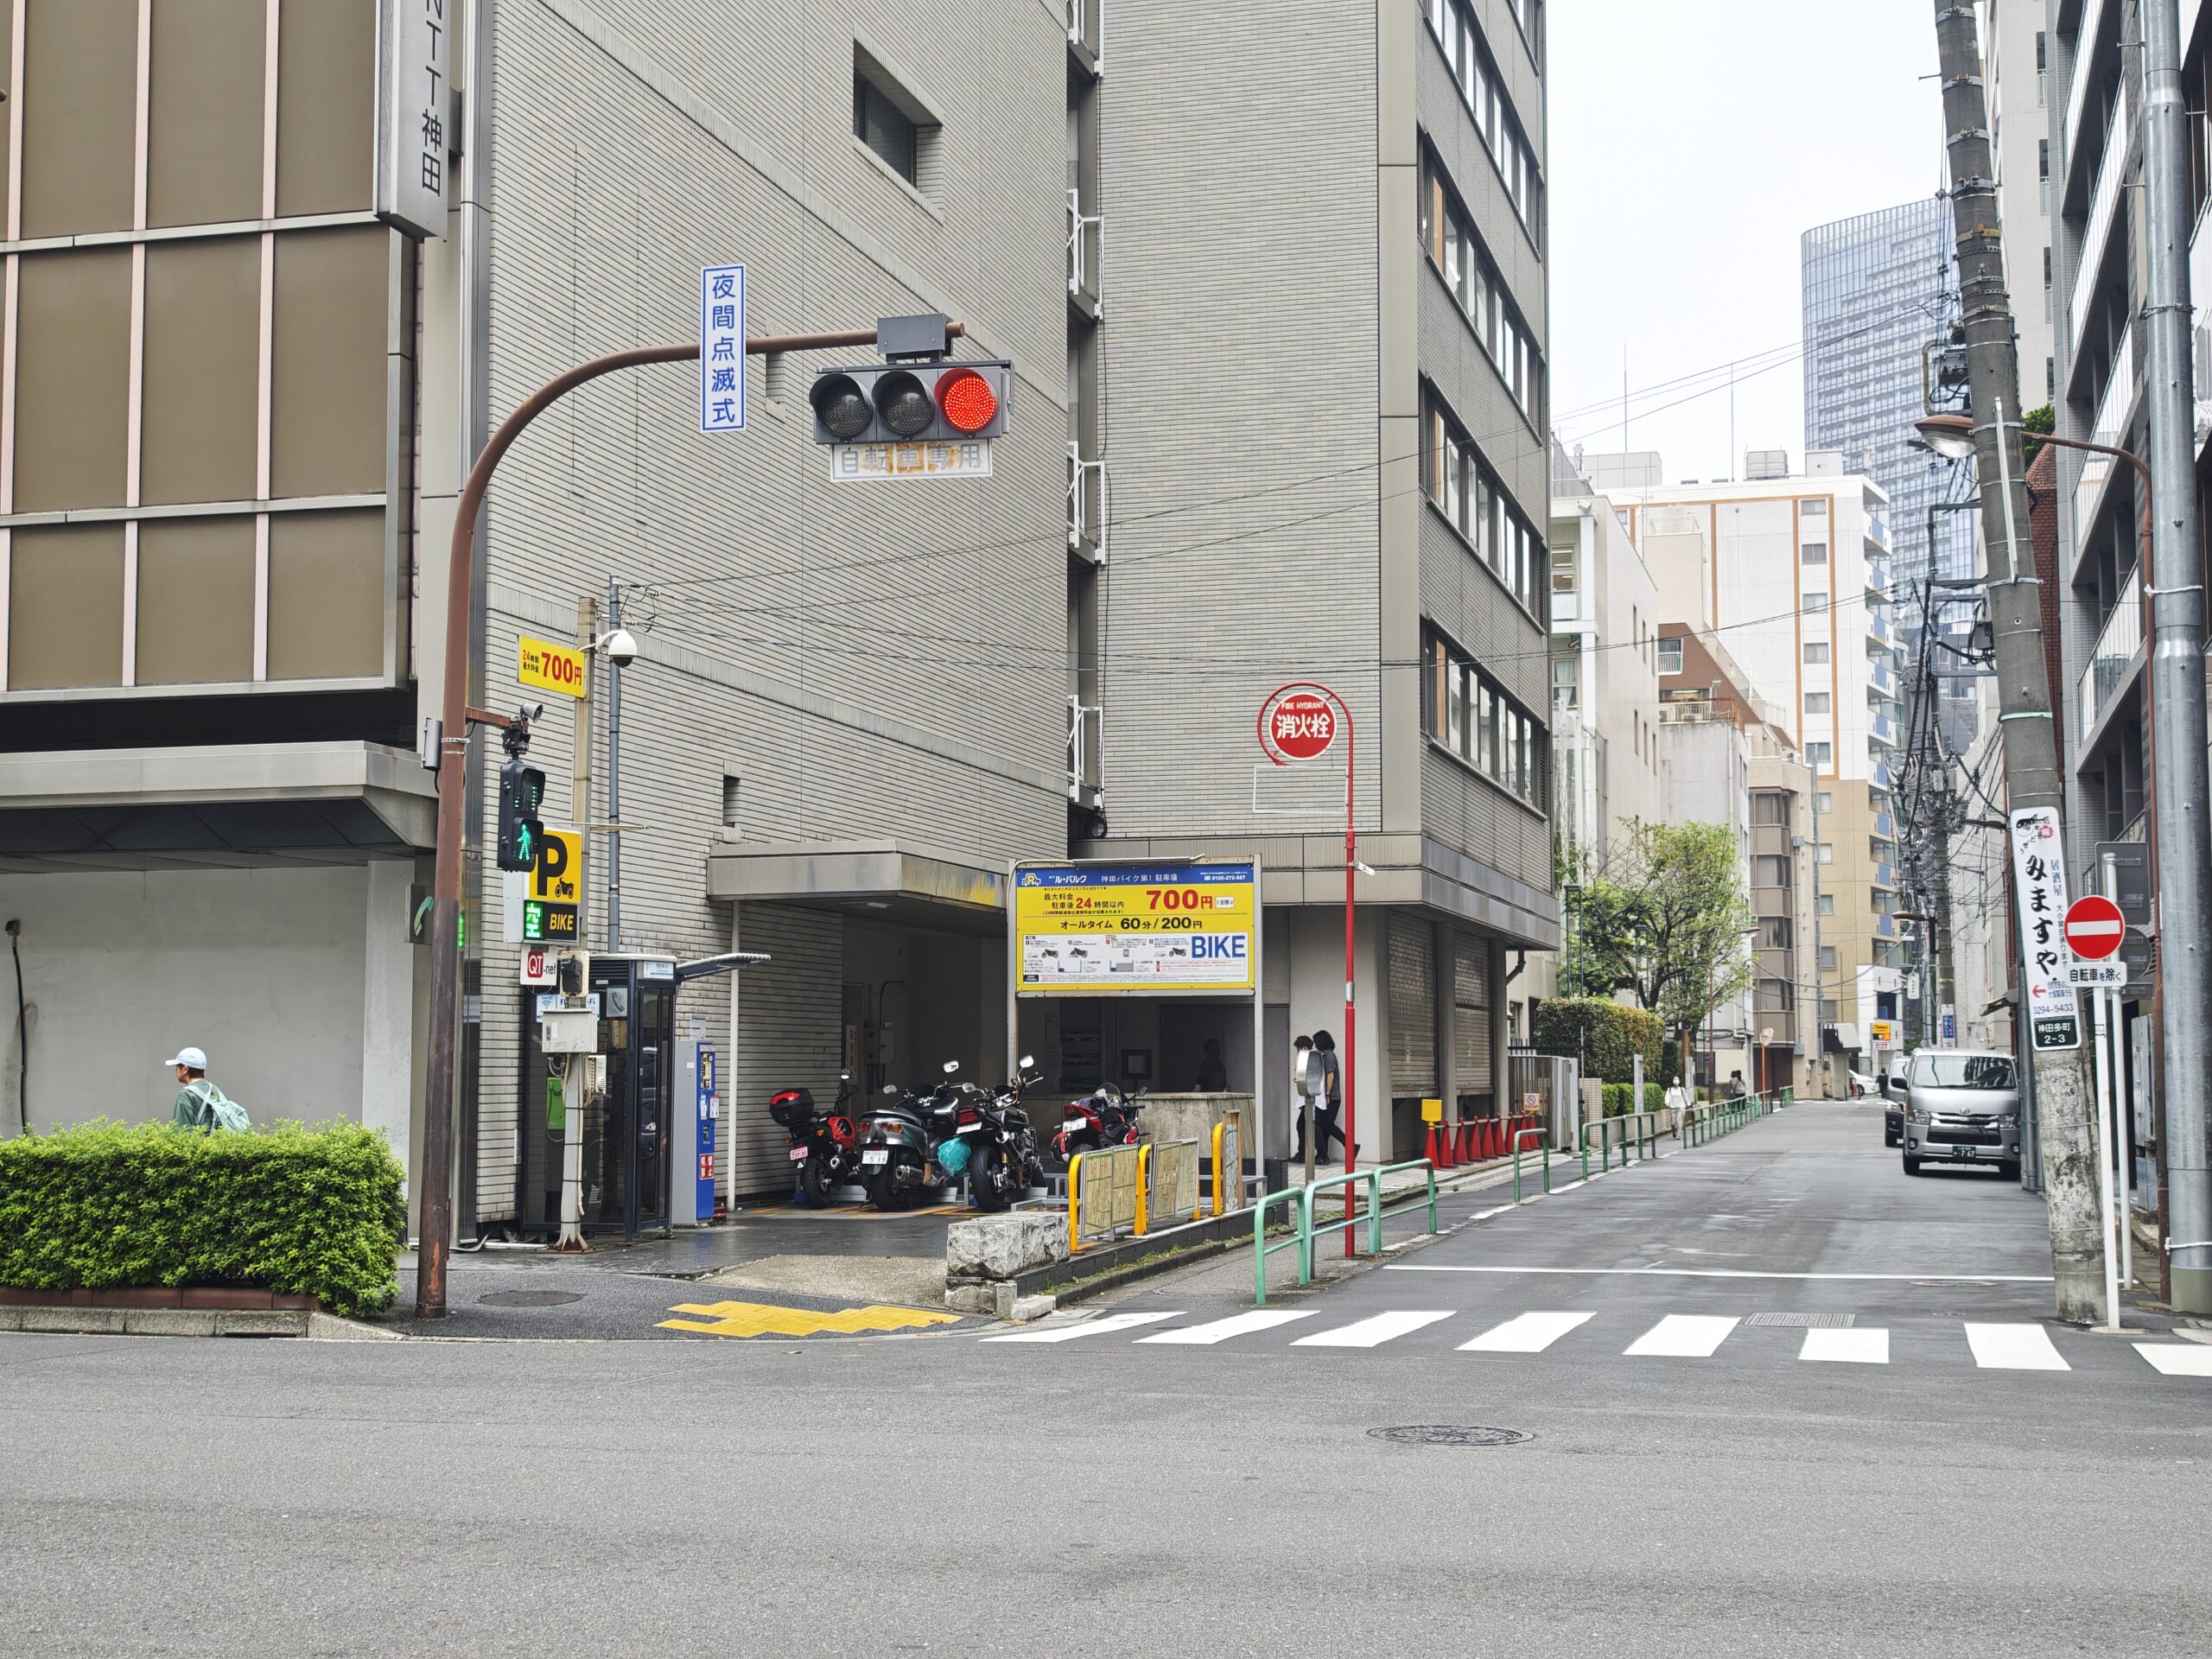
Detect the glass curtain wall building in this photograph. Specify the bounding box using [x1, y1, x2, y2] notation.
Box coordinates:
[1802, 197, 1980, 754]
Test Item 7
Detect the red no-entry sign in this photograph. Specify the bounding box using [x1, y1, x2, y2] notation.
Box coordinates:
[2063, 895, 2126, 961]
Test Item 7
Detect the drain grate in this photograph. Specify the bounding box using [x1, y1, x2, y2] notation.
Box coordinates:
[1745, 1312, 1854, 1329]
[477, 1289, 584, 1307]
[1366, 1425, 1532, 1448]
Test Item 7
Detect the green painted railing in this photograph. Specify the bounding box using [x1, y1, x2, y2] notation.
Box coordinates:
[1511, 1127, 1550, 1203]
[1580, 1110, 1664, 1180]
[1684, 1090, 1783, 1146]
[1252, 1160, 1438, 1305]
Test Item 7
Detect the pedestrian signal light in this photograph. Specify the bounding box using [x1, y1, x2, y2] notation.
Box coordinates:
[807, 360, 1012, 445]
[496, 760, 547, 874]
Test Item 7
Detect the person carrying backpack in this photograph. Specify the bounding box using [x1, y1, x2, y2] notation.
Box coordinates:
[166, 1046, 251, 1132]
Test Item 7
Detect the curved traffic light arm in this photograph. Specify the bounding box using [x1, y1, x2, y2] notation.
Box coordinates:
[414, 321, 966, 1319]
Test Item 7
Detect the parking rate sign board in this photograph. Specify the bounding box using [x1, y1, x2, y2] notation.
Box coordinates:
[2009, 806, 2082, 1051]
[1015, 860, 1255, 995]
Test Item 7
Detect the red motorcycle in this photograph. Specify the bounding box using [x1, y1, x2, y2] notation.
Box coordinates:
[1054, 1082, 1144, 1165]
[771, 1072, 864, 1207]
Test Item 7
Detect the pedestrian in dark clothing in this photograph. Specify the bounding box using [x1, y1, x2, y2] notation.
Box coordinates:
[1194, 1038, 1229, 1092]
[1309, 1030, 1357, 1160]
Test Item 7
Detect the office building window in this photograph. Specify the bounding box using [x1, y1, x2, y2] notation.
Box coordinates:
[1421, 620, 1547, 809]
[1757, 978, 1796, 1013]
[1753, 855, 1792, 887]
[1802, 591, 1827, 613]
[1817, 894, 1834, 918]
[1656, 635, 1682, 675]
[853, 60, 934, 187]
[1800, 498, 1828, 518]
[1817, 791, 1834, 814]
[1421, 386, 1541, 614]
[1801, 542, 1827, 565]
[1752, 791, 1789, 826]
[1804, 692, 1831, 714]
[1418, 154, 1543, 423]
[1820, 945, 1838, 971]
[1816, 841, 1834, 864]
[1550, 652, 1579, 709]
[1807, 741, 1833, 766]
[1804, 641, 1829, 665]
[1759, 918, 1793, 950]
[1821, 998, 1840, 1022]
[1421, 2, 1543, 237]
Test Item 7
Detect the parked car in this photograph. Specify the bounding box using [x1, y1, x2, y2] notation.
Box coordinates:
[1894, 1051, 2022, 1179]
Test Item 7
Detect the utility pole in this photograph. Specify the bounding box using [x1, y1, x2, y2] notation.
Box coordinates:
[605, 577, 625, 953]
[2141, 0, 2212, 1316]
[1932, 0, 2106, 1323]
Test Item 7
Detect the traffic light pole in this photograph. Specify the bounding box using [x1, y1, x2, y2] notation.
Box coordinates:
[416, 321, 964, 1318]
[1931, 0, 2106, 1323]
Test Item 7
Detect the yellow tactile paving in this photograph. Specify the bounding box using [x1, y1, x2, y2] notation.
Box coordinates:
[657, 1299, 965, 1338]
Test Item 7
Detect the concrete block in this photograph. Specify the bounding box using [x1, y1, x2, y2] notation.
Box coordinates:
[305, 1313, 405, 1341]
[945, 1214, 1069, 1279]
[1007, 1294, 1057, 1323]
[122, 1309, 221, 1338]
[21, 1307, 124, 1335]
[944, 1282, 998, 1315]
[213, 1310, 308, 1338]
[0, 1306, 21, 1332]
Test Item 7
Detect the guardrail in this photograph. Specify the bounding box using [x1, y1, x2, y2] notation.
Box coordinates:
[1511, 1127, 1550, 1203]
[1682, 1090, 1783, 1147]
[1136, 1139, 1202, 1234]
[1252, 1160, 1438, 1305]
[1580, 1110, 1665, 1179]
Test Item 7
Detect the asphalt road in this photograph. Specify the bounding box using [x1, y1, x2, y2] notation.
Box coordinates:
[5, 1101, 2209, 1657]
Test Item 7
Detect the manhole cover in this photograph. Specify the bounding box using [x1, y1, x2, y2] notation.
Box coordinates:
[477, 1290, 584, 1307]
[1745, 1312, 1854, 1329]
[1365, 1425, 1531, 1448]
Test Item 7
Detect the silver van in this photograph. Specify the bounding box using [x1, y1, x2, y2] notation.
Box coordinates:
[1893, 1050, 2022, 1179]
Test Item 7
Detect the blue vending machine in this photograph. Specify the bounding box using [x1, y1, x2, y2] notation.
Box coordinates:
[672, 1035, 720, 1225]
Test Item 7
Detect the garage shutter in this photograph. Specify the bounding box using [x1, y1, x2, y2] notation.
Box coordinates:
[1388, 915, 1436, 1097]
[1453, 934, 1491, 1099]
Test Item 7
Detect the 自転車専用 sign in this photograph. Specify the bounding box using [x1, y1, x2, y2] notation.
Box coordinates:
[1015, 860, 1255, 996]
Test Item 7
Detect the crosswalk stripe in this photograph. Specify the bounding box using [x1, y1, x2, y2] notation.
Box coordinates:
[1459, 1311, 1594, 1353]
[981, 1312, 1178, 1344]
[1624, 1314, 1739, 1357]
[1800, 1327, 1889, 1364]
[1293, 1310, 1455, 1349]
[1964, 1322, 2070, 1370]
[1139, 1310, 1314, 1345]
[2135, 1343, 2212, 1376]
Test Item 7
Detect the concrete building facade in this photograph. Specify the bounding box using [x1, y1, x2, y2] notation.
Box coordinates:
[1071, 0, 1554, 1162]
[1592, 454, 1905, 1080]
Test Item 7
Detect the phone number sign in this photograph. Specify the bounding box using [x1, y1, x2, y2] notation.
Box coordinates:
[1015, 859, 1255, 996]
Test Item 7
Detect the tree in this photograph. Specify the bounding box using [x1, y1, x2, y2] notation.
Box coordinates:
[1559, 820, 1756, 1068]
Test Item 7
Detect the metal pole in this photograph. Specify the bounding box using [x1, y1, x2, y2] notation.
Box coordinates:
[412, 322, 963, 1317]
[2094, 982, 2121, 1329]
[1343, 704, 1357, 1256]
[1932, 0, 2106, 1323]
[556, 1053, 588, 1252]
[2103, 849, 2135, 1294]
[2141, 0, 2212, 1315]
[606, 578, 623, 952]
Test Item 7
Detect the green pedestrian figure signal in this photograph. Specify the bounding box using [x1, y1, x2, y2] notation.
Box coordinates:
[497, 759, 547, 874]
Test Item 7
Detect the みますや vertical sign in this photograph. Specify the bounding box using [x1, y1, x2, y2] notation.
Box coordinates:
[2009, 805, 2082, 1052]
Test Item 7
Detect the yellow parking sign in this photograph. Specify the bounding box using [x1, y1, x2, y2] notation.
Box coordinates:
[518, 634, 588, 699]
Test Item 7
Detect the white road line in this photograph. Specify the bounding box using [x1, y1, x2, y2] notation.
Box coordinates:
[1138, 1310, 1313, 1346]
[2135, 1343, 2212, 1376]
[981, 1312, 1178, 1344]
[1964, 1323, 2070, 1371]
[1385, 1265, 2054, 1282]
[1624, 1314, 1739, 1357]
[1459, 1311, 1594, 1353]
[1800, 1327, 1889, 1364]
[1293, 1310, 1455, 1349]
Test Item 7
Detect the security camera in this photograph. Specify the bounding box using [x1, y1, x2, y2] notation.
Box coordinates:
[601, 627, 639, 668]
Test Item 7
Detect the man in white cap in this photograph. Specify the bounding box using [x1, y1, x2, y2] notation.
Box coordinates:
[168, 1046, 225, 1129]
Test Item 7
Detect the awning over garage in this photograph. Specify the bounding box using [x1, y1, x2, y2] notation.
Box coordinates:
[704, 840, 1008, 936]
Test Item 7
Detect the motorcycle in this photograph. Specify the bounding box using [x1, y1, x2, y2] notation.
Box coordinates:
[770, 1072, 864, 1208]
[1055, 1081, 1144, 1165]
[858, 1062, 959, 1211]
[942, 1057, 1048, 1212]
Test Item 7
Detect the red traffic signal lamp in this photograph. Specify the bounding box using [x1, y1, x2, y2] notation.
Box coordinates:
[809, 359, 1011, 445]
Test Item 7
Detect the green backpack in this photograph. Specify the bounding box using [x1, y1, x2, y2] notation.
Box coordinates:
[186, 1080, 252, 1134]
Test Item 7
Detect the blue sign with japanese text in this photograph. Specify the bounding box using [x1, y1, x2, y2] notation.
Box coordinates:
[700, 265, 747, 434]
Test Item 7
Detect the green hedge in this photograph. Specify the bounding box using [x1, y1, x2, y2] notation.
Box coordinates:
[1530, 998, 1668, 1084]
[1599, 1082, 1668, 1119]
[0, 1121, 404, 1316]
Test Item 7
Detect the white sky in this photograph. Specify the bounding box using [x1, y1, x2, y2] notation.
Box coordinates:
[1548, 1, 1949, 484]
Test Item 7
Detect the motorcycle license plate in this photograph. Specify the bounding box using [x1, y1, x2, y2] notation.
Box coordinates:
[1062, 1120, 1088, 1135]
[788, 1147, 810, 1163]
[861, 1149, 889, 1166]
[957, 1123, 982, 1135]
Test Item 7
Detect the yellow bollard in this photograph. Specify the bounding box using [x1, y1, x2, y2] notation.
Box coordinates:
[1067, 1153, 1083, 1257]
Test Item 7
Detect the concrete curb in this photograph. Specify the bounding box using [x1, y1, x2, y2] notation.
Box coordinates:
[0, 1306, 402, 1340]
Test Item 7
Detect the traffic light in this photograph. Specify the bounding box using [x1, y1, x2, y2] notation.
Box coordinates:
[556, 950, 589, 996]
[496, 760, 547, 873]
[808, 360, 1012, 445]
